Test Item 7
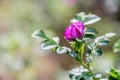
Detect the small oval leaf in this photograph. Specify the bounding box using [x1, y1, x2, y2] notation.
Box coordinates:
[67, 51, 78, 58]
[84, 15, 101, 25]
[40, 40, 58, 50]
[105, 33, 116, 38]
[32, 29, 47, 39]
[93, 48, 103, 56]
[85, 27, 98, 35]
[56, 46, 71, 54]
[98, 38, 110, 46]
[70, 12, 101, 25]
[86, 56, 93, 63]
[52, 37, 60, 44]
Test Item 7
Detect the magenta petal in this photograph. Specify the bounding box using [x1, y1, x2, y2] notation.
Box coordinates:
[64, 21, 85, 41]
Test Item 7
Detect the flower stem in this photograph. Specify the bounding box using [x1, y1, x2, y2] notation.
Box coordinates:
[79, 51, 94, 74]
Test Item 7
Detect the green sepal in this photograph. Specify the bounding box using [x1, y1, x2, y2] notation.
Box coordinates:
[78, 42, 85, 55]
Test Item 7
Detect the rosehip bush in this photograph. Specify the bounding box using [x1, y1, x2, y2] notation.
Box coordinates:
[32, 12, 120, 80]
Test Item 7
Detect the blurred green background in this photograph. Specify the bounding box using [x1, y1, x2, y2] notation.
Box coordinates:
[0, 0, 120, 80]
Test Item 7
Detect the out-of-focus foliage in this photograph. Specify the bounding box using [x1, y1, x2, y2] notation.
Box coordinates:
[107, 68, 120, 80]
[114, 39, 120, 53]
[113, 39, 120, 70]
[0, 0, 120, 80]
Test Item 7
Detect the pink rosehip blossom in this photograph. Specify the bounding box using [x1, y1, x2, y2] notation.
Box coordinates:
[64, 21, 84, 41]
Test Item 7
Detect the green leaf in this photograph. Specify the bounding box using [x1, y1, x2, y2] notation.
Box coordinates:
[75, 12, 86, 22]
[67, 51, 78, 58]
[84, 14, 101, 25]
[86, 50, 92, 55]
[40, 39, 58, 50]
[69, 67, 82, 80]
[94, 74, 102, 79]
[105, 33, 116, 38]
[40, 36, 60, 50]
[85, 27, 98, 35]
[108, 76, 118, 80]
[93, 48, 103, 56]
[95, 36, 104, 43]
[56, 46, 71, 54]
[82, 72, 93, 80]
[88, 43, 96, 50]
[86, 56, 93, 63]
[98, 38, 110, 46]
[95, 36, 110, 46]
[84, 27, 98, 39]
[32, 29, 47, 39]
[70, 12, 101, 25]
[84, 34, 95, 39]
[69, 73, 74, 79]
[107, 68, 120, 80]
[52, 37, 60, 44]
[75, 76, 83, 80]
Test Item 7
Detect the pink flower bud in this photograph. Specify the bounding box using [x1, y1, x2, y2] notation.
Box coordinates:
[64, 21, 84, 41]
